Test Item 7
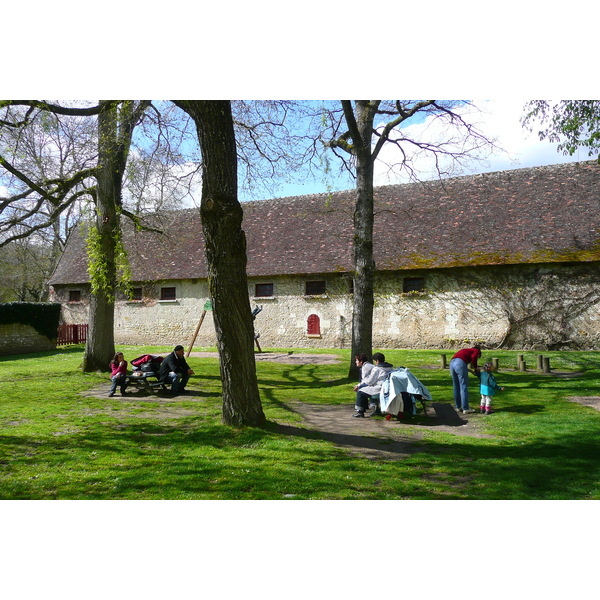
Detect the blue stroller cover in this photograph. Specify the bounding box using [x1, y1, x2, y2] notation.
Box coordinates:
[379, 367, 433, 415]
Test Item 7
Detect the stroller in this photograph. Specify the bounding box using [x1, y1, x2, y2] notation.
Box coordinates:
[379, 367, 432, 420]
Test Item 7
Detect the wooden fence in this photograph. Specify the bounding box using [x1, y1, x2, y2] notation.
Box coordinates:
[57, 324, 88, 345]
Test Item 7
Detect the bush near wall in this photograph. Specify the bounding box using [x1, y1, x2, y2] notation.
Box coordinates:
[0, 302, 61, 356]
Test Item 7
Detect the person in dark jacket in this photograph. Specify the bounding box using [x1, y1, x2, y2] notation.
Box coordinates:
[159, 344, 194, 394]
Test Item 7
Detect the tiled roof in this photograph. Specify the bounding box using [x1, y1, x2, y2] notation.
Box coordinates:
[49, 160, 600, 285]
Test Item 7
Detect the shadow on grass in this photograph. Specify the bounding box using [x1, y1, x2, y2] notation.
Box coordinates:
[1, 412, 599, 499]
[428, 402, 466, 426]
[499, 403, 546, 414]
[268, 421, 419, 459]
[0, 346, 85, 362]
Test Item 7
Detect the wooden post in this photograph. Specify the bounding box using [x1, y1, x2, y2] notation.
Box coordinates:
[517, 354, 524, 367]
[519, 360, 527, 371]
[186, 310, 207, 357]
[492, 358, 499, 371]
[543, 357, 551, 373]
[537, 355, 544, 371]
[440, 354, 447, 369]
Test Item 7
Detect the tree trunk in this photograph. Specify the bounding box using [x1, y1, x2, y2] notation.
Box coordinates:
[175, 100, 265, 427]
[347, 102, 376, 378]
[82, 105, 118, 372]
[349, 157, 375, 378]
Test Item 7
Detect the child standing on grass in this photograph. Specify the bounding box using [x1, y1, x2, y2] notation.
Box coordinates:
[477, 362, 504, 415]
[478, 362, 504, 414]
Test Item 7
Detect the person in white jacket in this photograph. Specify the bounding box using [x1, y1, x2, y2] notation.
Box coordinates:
[352, 352, 394, 418]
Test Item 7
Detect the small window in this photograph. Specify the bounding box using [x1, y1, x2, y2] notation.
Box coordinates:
[305, 280, 326, 296]
[130, 287, 143, 301]
[403, 277, 425, 293]
[255, 283, 274, 297]
[307, 314, 321, 335]
[68, 290, 82, 303]
[160, 287, 177, 301]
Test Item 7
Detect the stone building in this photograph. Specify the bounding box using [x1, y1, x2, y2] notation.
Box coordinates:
[48, 161, 600, 350]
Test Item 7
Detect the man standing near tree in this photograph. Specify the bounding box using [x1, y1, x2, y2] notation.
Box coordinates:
[159, 344, 195, 395]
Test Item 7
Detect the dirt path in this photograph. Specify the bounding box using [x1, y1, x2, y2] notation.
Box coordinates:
[188, 351, 343, 365]
[273, 400, 495, 461]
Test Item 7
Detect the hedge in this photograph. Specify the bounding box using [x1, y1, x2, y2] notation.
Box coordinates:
[0, 302, 62, 340]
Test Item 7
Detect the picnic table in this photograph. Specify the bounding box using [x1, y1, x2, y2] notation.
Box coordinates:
[126, 371, 168, 393]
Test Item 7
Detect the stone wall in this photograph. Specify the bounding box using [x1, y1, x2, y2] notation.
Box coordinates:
[49, 262, 600, 350]
[0, 323, 57, 356]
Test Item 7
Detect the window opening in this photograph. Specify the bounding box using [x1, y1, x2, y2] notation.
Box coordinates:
[305, 280, 326, 295]
[160, 287, 177, 301]
[255, 283, 274, 297]
[403, 277, 425, 293]
[130, 287, 143, 301]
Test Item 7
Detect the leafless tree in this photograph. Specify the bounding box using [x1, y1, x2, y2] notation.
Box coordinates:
[321, 100, 501, 376]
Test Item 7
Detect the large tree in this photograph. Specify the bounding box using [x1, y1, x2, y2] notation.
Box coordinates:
[322, 100, 499, 376]
[521, 100, 600, 161]
[82, 100, 150, 371]
[0, 100, 198, 371]
[1, 100, 151, 370]
[174, 100, 265, 426]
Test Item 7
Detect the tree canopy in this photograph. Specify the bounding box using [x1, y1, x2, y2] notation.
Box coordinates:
[522, 100, 600, 161]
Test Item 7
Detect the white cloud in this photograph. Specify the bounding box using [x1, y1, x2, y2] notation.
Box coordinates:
[373, 99, 588, 187]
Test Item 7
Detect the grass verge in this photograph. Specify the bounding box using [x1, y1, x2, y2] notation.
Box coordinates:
[1, 345, 599, 499]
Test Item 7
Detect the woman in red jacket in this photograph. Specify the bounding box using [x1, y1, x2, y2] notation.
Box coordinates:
[109, 352, 128, 397]
[450, 345, 481, 414]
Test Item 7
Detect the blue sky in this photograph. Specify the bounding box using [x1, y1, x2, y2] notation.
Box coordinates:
[259, 98, 593, 202]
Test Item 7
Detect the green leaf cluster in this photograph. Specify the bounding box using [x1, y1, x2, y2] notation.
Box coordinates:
[85, 224, 132, 302]
[522, 100, 600, 160]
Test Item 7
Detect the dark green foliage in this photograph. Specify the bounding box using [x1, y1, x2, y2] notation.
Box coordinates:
[0, 302, 61, 339]
[522, 100, 600, 160]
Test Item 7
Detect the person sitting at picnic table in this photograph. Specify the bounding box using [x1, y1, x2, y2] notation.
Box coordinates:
[159, 344, 195, 395]
[108, 352, 128, 397]
[450, 344, 482, 414]
[352, 352, 394, 418]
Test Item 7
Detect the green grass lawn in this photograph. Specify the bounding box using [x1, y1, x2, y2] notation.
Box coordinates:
[1, 345, 599, 499]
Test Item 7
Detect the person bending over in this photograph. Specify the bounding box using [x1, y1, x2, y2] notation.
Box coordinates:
[450, 344, 482, 414]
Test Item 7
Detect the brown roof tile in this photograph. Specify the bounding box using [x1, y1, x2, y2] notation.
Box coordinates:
[49, 160, 600, 285]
